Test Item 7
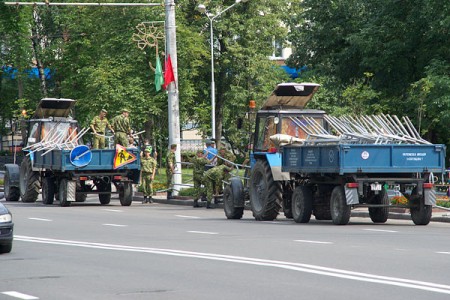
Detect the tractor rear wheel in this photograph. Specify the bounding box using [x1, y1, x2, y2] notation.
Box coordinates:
[19, 157, 40, 203]
[249, 160, 282, 221]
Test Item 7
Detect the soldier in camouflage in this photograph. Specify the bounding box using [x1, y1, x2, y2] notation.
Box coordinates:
[190, 149, 209, 207]
[203, 164, 233, 208]
[141, 148, 157, 203]
[90, 109, 114, 149]
[112, 108, 132, 147]
[217, 147, 236, 166]
[166, 144, 177, 199]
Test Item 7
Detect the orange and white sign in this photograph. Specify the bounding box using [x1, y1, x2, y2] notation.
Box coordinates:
[113, 144, 137, 169]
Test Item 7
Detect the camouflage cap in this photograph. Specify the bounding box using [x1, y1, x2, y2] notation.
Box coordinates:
[101, 109, 107, 113]
[122, 108, 130, 113]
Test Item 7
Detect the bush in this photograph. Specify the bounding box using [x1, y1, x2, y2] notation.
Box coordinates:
[179, 187, 197, 197]
[391, 196, 408, 205]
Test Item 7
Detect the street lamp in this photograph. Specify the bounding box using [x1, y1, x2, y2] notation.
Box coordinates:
[198, 0, 248, 140]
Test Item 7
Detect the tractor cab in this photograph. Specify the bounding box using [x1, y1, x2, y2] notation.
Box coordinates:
[25, 98, 80, 148]
[253, 83, 326, 153]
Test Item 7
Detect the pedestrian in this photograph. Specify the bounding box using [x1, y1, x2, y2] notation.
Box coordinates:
[166, 143, 177, 199]
[203, 140, 218, 165]
[90, 109, 114, 149]
[141, 138, 152, 157]
[141, 148, 157, 203]
[191, 149, 209, 208]
[112, 108, 132, 147]
[203, 164, 233, 209]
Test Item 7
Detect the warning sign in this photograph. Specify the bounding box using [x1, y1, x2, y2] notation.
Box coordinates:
[113, 144, 137, 169]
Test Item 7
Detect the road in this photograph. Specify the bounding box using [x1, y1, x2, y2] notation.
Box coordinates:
[1, 196, 450, 300]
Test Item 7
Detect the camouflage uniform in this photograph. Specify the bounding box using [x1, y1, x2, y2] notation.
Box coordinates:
[141, 155, 157, 198]
[166, 150, 176, 192]
[217, 150, 236, 166]
[203, 165, 232, 206]
[190, 155, 209, 201]
[112, 114, 131, 147]
[90, 115, 112, 149]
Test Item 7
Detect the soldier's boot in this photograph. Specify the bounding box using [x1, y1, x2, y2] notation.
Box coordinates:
[167, 191, 173, 200]
[148, 196, 153, 203]
[193, 199, 200, 208]
[206, 201, 214, 209]
[142, 196, 148, 204]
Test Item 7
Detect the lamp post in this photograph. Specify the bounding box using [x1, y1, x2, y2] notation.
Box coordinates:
[198, 0, 248, 141]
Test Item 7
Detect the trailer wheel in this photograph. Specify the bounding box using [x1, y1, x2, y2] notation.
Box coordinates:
[76, 181, 87, 202]
[119, 182, 133, 206]
[283, 185, 293, 219]
[59, 178, 71, 207]
[98, 181, 111, 205]
[410, 192, 432, 225]
[292, 186, 313, 223]
[249, 160, 282, 221]
[224, 177, 244, 219]
[4, 166, 20, 202]
[330, 185, 351, 225]
[42, 177, 55, 205]
[369, 190, 389, 223]
[19, 157, 41, 203]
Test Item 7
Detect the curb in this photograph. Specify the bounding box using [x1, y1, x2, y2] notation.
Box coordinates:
[133, 195, 450, 223]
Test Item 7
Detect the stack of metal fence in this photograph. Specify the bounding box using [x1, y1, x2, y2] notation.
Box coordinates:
[23, 124, 90, 156]
[289, 114, 430, 145]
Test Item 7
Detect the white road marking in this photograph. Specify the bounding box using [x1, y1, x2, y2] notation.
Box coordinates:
[102, 209, 123, 212]
[187, 231, 218, 235]
[175, 215, 200, 219]
[1, 291, 39, 299]
[15, 235, 450, 296]
[294, 239, 333, 244]
[363, 229, 398, 233]
[28, 218, 52, 222]
[102, 224, 127, 227]
[436, 252, 450, 255]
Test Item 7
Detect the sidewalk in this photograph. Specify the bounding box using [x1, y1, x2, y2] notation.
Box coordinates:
[133, 192, 450, 223]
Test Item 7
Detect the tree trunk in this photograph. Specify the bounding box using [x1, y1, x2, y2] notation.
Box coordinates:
[31, 8, 47, 97]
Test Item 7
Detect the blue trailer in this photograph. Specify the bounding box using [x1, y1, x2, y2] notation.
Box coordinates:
[222, 83, 446, 225]
[3, 98, 141, 207]
[280, 143, 446, 225]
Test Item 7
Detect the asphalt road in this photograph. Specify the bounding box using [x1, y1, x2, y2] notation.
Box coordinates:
[1, 196, 450, 300]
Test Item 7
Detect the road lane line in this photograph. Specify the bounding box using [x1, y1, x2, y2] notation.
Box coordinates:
[1, 291, 39, 299]
[14, 235, 450, 295]
[363, 229, 398, 233]
[28, 218, 52, 222]
[436, 252, 450, 255]
[187, 231, 218, 235]
[102, 209, 123, 212]
[294, 239, 333, 244]
[175, 215, 200, 219]
[102, 224, 128, 227]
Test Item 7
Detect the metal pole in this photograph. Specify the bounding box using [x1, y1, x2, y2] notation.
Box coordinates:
[210, 18, 215, 140]
[165, 0, 182, 196]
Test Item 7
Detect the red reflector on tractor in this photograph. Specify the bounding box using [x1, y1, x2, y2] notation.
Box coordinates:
[423, 183, 434, 189]
[79, 176, 88, 181]
[268, 147, 277, 153]
[346, 182, 359, 188]
[113, 176, 122, 180]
